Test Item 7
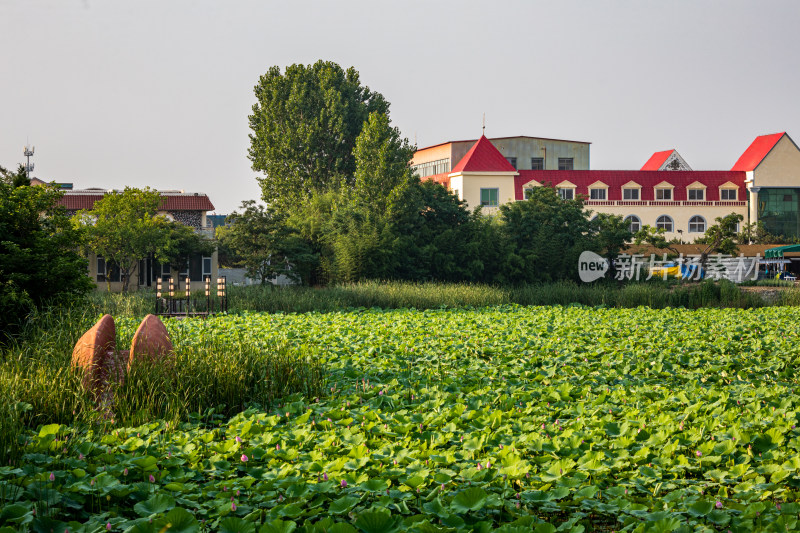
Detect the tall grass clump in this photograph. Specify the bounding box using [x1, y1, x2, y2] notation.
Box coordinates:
[0, 305, 100, 463]
[0, 302, 324, 463]
[89, 290, 154, 317]
[113, 340, 323, 427]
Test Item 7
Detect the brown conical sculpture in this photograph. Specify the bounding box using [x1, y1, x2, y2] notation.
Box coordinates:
[71, 314, 116, 396]
[129, 314, 174, 370]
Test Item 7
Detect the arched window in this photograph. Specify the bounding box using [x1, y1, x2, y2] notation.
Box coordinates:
[624, 215, 641, 233]
[656, 215, 674, 232]
[688, 215, 706, 233]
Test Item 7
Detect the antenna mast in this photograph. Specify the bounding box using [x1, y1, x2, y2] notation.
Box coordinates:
[23, 144, 35, 179]
[482, 113, 485, 135]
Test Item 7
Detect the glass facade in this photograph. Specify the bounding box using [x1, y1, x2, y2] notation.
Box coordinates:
[758, 188, 800, 238]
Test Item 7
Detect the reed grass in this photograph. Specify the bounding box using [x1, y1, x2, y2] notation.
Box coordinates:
[0, 302, 323, 463]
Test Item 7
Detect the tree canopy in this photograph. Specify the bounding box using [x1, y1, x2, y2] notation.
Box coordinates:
[217, 201, 316, 285]
[249, 61, 389, 210]
[0, 175, 92, 339]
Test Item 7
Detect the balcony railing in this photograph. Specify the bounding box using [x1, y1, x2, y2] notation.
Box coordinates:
[583, 200, 746, 207]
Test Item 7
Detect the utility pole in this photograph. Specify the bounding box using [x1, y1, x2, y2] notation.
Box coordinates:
[23, 144, 35, 179]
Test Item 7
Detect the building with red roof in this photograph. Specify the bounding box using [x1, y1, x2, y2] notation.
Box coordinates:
[416, 131, 800, 240]
[640, 149, 692, 171]
[50, 186, 218, 292]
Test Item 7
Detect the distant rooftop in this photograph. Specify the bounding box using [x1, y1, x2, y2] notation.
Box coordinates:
[416, 134, 592, 152]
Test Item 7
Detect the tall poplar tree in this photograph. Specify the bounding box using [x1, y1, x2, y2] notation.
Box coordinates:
[248, 61, 389, 210]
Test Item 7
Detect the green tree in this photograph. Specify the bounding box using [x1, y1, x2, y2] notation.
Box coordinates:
[157, 221, 215, 275]
[351, 111, 416, 213]
[216, 201, 316, 285]
[694, 213, 744, 270]
[77, 187, 166, 292]
[390, 180, 496, 283]
[324, 111, 418, 283]
[0, 164, 30, 188]
[0, 175, 92, 339]
[738, 220, 782, 244]
[497, 186, 595, 283]
[249, 61, 389, 209]
[591, 213, 634, 278]
[633, 225, 681, 257]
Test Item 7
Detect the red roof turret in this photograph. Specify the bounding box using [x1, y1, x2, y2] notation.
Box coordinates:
[451, 136, 517, 173]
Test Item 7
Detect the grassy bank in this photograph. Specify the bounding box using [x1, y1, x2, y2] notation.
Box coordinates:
[0, 305, 323, 463]
[94, 279, 784, 314]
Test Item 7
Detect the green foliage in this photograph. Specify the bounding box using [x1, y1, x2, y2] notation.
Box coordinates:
[0, 177, 92, 340]
[157, 221, 214, 273]
[351, 111, 416, 214]
[217, 200, 316, 285]
[497, 186, 595, 283]
[249, 61, 389, 209]
[0, 163, 30, 188]
[4, 305, 800, 529]
[77, 187, 164, 292]
[694, 212, 744, 268]
[738, 221, 787, 244]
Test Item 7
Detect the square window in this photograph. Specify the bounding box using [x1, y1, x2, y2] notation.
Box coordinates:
[721, 189, 737, 200]
[623, 188, 639, 200]
[480, 188, 499, 207]
[558, 158, 574, 171]
[688, 189, 704, 200]
[656, 189, 672, 200]
[589, 188, 606, 200]
[558, 188, 574, 200]
[505, 157, 517, 169]
[524, 188, 534, 200]
[531, 157, 544, 170]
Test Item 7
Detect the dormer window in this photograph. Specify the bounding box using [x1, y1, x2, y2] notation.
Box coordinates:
[656, 188, 672, 200]
[555, 180, 577, 201]
[688, 189, 704, 200]
[719, 183, 739, 201]
[621, 181, 641, 201]
[623, 188, 639, 200]
[587, 181, 608, 201]
[558, 188, 574, 200]
[590, 188, 606, 200]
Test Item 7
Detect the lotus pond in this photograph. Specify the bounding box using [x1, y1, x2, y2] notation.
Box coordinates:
[2, 305, 800, 532]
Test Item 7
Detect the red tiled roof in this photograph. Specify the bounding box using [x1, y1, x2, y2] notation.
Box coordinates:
[451, 136, 517, 173]
[514, 170, 746, 201]
[640, 150, 675, 171]
[731, 132, 785, 171]
[58, 193, 215, 212]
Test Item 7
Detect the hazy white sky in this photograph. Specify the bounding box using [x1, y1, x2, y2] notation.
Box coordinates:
[2, 0, 799, 213]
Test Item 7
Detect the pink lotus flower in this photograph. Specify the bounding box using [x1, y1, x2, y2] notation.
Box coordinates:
[696, 451, 702, 457]
[235, 436, 242, 443]
[323, 473, 328, 481]
[123, 468, 128, 476]
[149, 474, 155, 483]
[241, 454, 248, 462]
[49, 472, 55, 482]
[231, 502, 236, 511]
[341, 479, 347, 488]
[276, 444, 280, 451]
[716, 501, 723, 509]
[106, 523, 111, 531]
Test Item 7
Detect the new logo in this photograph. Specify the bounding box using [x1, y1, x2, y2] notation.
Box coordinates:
[578, 251, 609, 282]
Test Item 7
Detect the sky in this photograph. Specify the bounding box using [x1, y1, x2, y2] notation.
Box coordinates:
[2, 0, 799, 214]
